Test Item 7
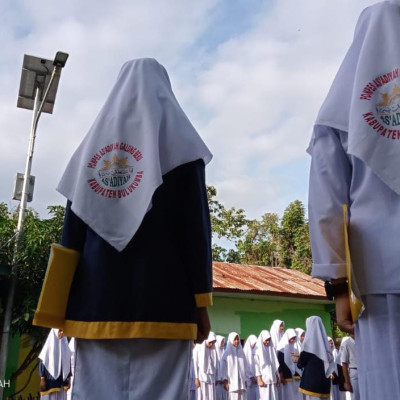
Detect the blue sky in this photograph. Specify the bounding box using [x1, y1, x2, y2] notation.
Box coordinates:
[0, 0, 377, 221]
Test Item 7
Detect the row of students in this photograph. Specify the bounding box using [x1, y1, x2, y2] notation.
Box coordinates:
[191, 316, 345, 400]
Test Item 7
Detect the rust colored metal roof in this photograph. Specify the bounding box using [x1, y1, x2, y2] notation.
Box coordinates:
[212, 262, 327, 300]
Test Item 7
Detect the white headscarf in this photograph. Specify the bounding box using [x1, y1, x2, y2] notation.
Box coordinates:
[58, 58, 212, 251]
[295, 328, 305, 348]
[302, 316, 335, 378]
[255, 330, 279, 384]
[216, 335, 225, 361]
[270, 319, 285, 349]
[243, 334, 258, 376]
[196, 331, 218, 376]
[309, 1, 400, 195]
[277, 328, 298, 376]
[222, 332, 248, 391]
[38, 329, 71, 381]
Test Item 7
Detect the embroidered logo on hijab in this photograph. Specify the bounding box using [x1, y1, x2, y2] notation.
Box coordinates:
[86, 142, 144, 199]
[360, 67, 400, 140]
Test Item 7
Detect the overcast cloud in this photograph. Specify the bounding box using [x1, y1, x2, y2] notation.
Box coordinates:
[0, 0, 376, 220]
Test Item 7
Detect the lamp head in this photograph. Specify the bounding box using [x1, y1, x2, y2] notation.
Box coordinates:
[53, 52, 69, 68]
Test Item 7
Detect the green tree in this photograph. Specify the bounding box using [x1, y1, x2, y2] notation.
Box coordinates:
[279, 200, 312, 273]
[237, 213, 280, 266]
[0, 204, 65, 387]
[207, 186, 247, 262]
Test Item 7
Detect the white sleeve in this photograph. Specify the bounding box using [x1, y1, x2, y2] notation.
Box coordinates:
[254, 354, 262, 377]
[192, 346, 200, 379]
[308, 125, 352, 281]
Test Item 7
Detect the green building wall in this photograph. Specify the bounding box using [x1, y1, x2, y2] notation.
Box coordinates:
[208, 295, 333, 339]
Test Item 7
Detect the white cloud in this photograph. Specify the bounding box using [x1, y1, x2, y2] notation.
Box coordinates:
[0, 0, 376, 220]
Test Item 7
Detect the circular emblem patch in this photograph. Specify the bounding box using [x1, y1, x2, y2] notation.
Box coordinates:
[86, 142, 144, 199]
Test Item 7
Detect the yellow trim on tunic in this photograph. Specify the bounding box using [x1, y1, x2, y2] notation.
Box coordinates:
[284, 378, 293, 382]
[194, 292, 213, 307]
[299, 388, 330, 398]
[40, 387, 61, 396]
[61, 320, 198, 339]
[294, 376, 301, 380]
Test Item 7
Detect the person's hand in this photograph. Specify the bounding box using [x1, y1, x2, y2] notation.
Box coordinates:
[194, 378, 200, 388]
[223, 380, 229, 392]
[195, 307, 211, 343]
[257, 376, 265, 387]
[251, 377, 257, 384]
[335, 292, 354, 334]
[40, 377, 46, 392]
[291, 351, 299, 363]
[344, 381, 353, 392]
[276, 375, 281, 388]
[279, 372, 286, 385]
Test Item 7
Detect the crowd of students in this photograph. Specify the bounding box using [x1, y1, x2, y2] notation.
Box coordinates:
[190, 316, 358, 400]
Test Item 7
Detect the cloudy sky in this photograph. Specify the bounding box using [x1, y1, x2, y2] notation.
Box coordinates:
[0, 0, 377, 221]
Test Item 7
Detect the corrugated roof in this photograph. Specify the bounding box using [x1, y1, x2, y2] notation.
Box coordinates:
[213, 262, 327, 300]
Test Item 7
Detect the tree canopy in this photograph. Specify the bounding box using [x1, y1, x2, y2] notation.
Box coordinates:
[207, 187, 312, 274]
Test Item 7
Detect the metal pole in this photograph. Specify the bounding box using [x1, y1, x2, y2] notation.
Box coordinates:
[0, 84, 42, 399]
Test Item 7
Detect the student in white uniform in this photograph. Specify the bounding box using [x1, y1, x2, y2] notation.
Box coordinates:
[270, 320, 285, 400]
[216, 335, 228, 400]
[221, 332, 249, 400]
[277, 329, 298, 400]
[270, 320, 285, 350]
[243, 335, 259, 400]
[254, 330, 280, 400]
[340, 335, 359, 400]
[193, 332, 218, 400]
[307, 2, 400, 399]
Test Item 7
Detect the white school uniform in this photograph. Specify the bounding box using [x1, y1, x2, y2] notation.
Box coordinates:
[277, 329, 299, 400]
[221, 332, 249, 400]
[307, 2, 400, 399]
[254, 330, 279, 400]
[193, 332, 218, 400]
[243, 335, 259, 400]
[216, 335, 228, 400]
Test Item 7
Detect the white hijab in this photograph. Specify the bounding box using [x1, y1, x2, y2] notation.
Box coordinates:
[310, 1, 400, 195]
[295, 328, 305, 348]
[255, 330, 279, 384]
[243, 334, 258, 375]
[222, 332, 248, 391]
[58, 58, 212, 251]
[196, 331, 218, 376]
[216, 335, 225, 361]
[270, 319, 285, 349]
[302, 316, 335, 378]
[38, 329, 71, 380]
[277, 328, 298, 376]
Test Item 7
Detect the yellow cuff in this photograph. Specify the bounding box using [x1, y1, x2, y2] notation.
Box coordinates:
[33, 244, 80, 329]
[195, 292, 213, 307]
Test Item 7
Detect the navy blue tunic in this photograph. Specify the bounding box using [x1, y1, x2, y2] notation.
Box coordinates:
[60, 159, 212, 339]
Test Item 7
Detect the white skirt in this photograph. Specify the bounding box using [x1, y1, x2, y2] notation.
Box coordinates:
[355, 294, 400, 400]
[72, 338, 191, 400]
[259, 384, 278, 400]
[198, 381, 216, 400]
[41, 390, 67, 400]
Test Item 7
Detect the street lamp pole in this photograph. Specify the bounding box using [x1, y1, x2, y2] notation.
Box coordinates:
[0, 52, 68, 399]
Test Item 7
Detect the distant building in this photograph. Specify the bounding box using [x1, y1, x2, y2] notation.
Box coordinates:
[209, 262, 333, 338]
